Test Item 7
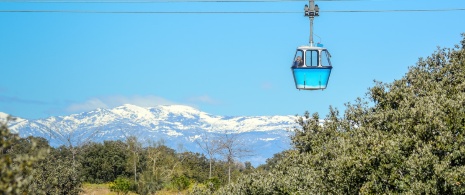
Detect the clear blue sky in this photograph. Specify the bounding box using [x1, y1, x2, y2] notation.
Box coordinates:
[1, 0, 464, 120]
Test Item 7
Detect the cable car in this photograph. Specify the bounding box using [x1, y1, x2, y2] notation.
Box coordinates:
[292, 45, 332, 90]
[291, 0, 332, 90]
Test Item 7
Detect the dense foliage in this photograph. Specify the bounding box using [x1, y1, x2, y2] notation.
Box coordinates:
[80, 140, 130, 183]
[1, 119, 46, 194]
[1, 118, 249, 194]
[214, 34, 465, 194]
[1, 118, 81, 194]
[110, 176, 133, 195]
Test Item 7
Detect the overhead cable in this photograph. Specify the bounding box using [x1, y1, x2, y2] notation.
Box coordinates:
[1, 8, 465, 13]
[0, 0, 365, 3]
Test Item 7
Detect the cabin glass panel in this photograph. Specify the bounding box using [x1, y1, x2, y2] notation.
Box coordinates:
[321, 50, 332, 67]
[293, 50, 304, 67]
[305, 50, 319, 67]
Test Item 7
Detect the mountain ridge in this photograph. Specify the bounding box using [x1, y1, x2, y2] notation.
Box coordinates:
[1, 104, 298, 166]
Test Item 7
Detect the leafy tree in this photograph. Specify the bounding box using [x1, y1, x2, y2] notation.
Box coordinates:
[0, 117, 48, 194]
[80, 140, 129, 183]
[216, 34, 465, 194]
[169, 174, 191, 191]
[242, 161, 254, 175]
[256, 150, 290, 171]
[3, 126, 82, 194]
[179, 151, 209, 182]
[137, 142, 179, 194]
[46, 120, 101, 176]
[205, 177, 222, 191]
[30, 147, 82, 195]
[110, 176, 133, 195]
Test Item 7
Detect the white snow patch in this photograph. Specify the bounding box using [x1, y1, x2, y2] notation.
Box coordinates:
[0, 112, 10, 121]
[159, 105, 200, 115]
[188, 135, 201, 142]
[259, 137, 278, 141]
[165, 130, 183, 137]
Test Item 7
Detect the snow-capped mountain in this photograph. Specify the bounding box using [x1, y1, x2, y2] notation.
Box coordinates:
[1, 104, 298, 166]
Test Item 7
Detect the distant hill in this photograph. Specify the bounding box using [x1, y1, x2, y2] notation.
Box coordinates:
[1, 104, 298, 166]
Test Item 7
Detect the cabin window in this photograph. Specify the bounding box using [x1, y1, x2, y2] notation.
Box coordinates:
[305, 50, 318, 67]
[293, 50, 304, 67]
[321, 50, 332, 67]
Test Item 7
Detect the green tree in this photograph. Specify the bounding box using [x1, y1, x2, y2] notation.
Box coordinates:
[2, 118, 82, 194]
[0, 117, 48, 194]
[4, 129, 82, 194]
[217, 34, 465, 194]
[30, 147, 82, 195]
[179, 151, 209, 182]
[242, 161, 254, 175]
[80, 140, 129, 183]
[256, 150, 290, 171]
[169, 174, 191, 191]
[110, 176, 133, 195]
[137, 142, 178, 194]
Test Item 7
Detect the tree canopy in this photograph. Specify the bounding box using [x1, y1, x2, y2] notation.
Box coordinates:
[216, 34, 465, 194]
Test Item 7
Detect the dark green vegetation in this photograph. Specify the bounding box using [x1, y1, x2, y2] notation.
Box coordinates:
[2, 34, 465, 194]
[1, 120, 251, 194]
[212, 34, 465, 194]
[1, 117, 81, 194]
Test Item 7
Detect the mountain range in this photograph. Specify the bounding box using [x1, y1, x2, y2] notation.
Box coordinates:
[1, 104, 299, 166]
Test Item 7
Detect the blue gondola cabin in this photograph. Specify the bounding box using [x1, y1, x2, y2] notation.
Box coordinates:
[291, 45, 332, 90]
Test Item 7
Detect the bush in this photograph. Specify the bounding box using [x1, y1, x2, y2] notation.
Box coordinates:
[110, 177, 133, 195]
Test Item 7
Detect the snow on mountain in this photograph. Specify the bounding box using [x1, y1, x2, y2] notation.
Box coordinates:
[0, 112, 29, 133]
[1, 105, 298, 166]
[0, 112, 9, 119]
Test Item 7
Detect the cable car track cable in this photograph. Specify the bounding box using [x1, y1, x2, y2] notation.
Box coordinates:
[0, 0, 377, 3]
[1, 8, 465, 13]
